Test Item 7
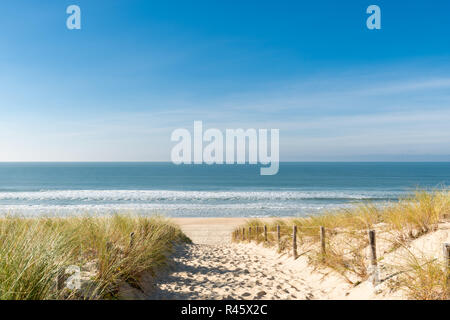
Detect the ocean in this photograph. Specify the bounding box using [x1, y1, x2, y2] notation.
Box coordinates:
[0, 162, 448, 217]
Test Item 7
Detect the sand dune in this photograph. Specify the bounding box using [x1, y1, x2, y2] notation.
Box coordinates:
[144, 218, 375, 300]
[127, 218, 449, 300]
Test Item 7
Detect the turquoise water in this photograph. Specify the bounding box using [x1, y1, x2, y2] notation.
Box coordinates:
[0, 162, 448, 217]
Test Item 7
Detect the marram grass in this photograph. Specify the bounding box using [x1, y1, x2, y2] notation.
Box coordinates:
[232, 190, 450, 300]
[0, 215, 190, 300]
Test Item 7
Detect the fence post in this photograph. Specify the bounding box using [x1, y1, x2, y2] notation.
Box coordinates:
[368, 230, 379, 285]
[443, 243, 450, 273]
[256, 226, 259, 242]
[293, 225, 298, 259]
[277, 225, 281, 251]
[264, 225, 268, 242]
[242, 228, 245, 241]
[248, 226, 252, 242]
[129, 232, 135, 248]
[320, 226, 326, 261]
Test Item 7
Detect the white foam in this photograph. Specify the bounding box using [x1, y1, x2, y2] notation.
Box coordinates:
[0, 189, 404, 201]
[0, 202, 359, 217]
[0, 189, 403, 217]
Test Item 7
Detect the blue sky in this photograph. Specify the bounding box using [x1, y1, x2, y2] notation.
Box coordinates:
[0, 0, 449, 161]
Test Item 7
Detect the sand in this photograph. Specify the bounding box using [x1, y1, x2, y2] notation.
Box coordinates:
[134, 218, 449, 300]
[146, 243, 318, 300]
[172, 218, 250, 245]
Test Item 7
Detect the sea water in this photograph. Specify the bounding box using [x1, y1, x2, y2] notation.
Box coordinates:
[0, 162, 448, 217]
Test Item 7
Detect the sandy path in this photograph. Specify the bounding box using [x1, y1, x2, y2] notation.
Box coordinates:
[147, 218, 320, 300]
[147, 243, 318, 300]
[171, 218, 247, 245]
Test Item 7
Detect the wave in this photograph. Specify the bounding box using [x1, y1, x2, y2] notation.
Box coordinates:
[0, 189, 404, 217]
[0, 202, 362, 217]
[0, 189, 406, 202]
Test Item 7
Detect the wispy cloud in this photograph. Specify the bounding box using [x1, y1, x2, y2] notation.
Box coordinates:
[1, 65, 450, 161]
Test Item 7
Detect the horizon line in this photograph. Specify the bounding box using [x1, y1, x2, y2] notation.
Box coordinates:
[1, 161, 450, 164]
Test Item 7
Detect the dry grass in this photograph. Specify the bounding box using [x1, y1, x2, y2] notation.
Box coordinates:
[389, 244, 449, 300]
[401, 258, 448, 300]
[232, 190, 450, 297]
[0, 215, 190, 300]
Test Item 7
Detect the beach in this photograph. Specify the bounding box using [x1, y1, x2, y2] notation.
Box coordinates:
[0, 163, 449, 300]
[0, 194, 448, 300]
[3, 0, 450, 307]
[143, 215, 449, 300]
[173, 217, 267, 244]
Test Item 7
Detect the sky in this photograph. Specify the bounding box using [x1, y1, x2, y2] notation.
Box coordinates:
[0, 0, 449, 161]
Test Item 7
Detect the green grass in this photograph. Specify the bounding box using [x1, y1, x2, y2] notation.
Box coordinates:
[0, 215, 190, 300]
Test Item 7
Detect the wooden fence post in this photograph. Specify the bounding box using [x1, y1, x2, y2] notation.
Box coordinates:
[293, 225, 298, 259]
[320, 226, 326, 261]
[264, 225, 268, 242]
[256, 226, 259, 241]
[443, 243, 450, 271]
[276, 225, 281, 251]
[129, 232, 135, 248]
[445, 243, 450, 285]
[248, 226, 252, 242]
[368, 230, 379, 285]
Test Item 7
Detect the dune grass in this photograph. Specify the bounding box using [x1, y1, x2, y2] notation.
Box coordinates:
[0, 215, 190, 300]
[400, 256, 448, 300]
[232, 190, 450, 299]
